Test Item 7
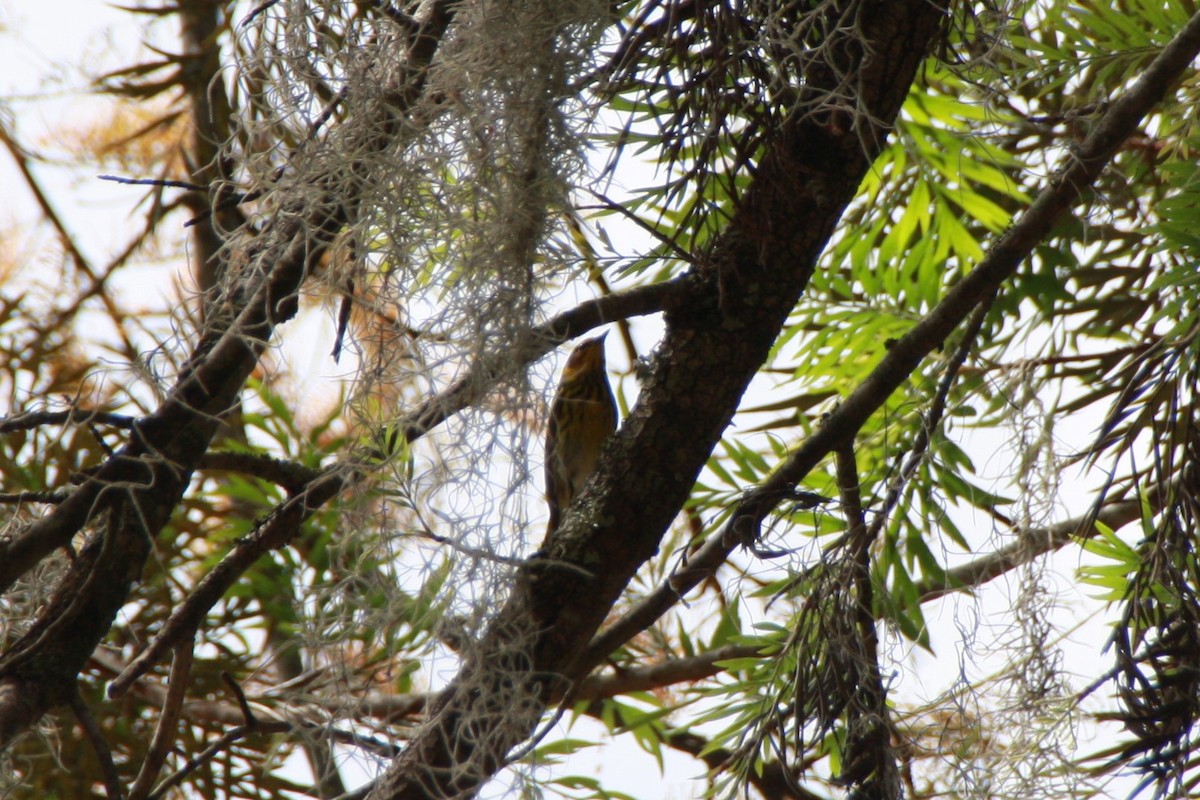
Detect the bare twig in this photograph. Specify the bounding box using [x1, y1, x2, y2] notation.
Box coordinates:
[98, 174, 207, 191]
[42, 207, 168, 334]
[581, 189, 700, 266]
[144, 722, 268, 800]
[0, 408, 136, 434]
[222, 672, 257, 725]
[0, 491, 67, 505]
[68, 686, 123, 799]
[128, 643, 195, 800]
[198, 451, 324, 493]
[0, 120, 141, 362]
[107, 468, 350, 699]
[864, 289, 997, 541]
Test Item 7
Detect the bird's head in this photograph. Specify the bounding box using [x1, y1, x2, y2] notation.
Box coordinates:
[562, 333, 608, 379]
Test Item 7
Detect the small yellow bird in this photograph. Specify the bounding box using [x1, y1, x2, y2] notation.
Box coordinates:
[544, 333, 618, 535]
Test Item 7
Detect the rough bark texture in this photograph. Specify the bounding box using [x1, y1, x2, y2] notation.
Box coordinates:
[8, 0, 1198, 793]
[367, 1, 951, 797]
[0, 2, 458, 748]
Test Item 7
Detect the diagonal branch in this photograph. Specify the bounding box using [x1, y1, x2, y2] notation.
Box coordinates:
[368, 2, 952, 798]
[0, 2, 460, 596]
[68, 686, 122, 799]
[127, 643, 195, 800]
[105, 468, 349, 699]
[390, 279, 675, 443]
[576, 8, 1200, 676]
[914, 485, 1165, 604]
[0, 408, 136, 435]
[864, 291, 997, 542]
[0, 1, 461, 749]
[105, 282, 672, 698]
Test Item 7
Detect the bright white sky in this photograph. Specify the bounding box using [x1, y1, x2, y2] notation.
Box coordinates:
[0, 2, 1138, 798]
[1, 1, 144, 233]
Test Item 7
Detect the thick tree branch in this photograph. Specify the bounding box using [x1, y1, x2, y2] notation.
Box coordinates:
[198, 451, 325, 492]
[577, 8, 1200, 676]
[390, 279, 676, 444]
[0, 491, 67, 505]
[575, 644, 758, 698]
[369, 2, 951, 798]
[0, 1, 460, 748]
[105, 281, 672, 697]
